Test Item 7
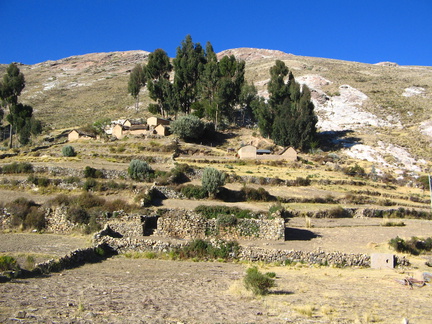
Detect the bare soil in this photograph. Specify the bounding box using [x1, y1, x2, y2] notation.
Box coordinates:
[1, 218, 432, 323]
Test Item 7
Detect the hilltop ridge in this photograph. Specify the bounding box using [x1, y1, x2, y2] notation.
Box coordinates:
[1, 47, 432, 174]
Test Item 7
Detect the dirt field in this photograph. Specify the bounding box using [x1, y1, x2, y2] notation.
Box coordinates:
[1, 219, 432, 323]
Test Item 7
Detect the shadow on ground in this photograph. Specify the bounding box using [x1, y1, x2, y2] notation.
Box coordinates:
[285, 228, 321, 241]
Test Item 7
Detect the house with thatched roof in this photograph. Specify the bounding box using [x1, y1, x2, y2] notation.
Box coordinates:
[68, 129, 96, 142]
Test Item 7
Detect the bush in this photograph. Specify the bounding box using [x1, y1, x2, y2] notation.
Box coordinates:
[243, 266, 276, 296]
[216, 214, 238, 228]
[2, 162, 33, 174]
[195, 205, 257, 219]
[240, 186, 274, 202]
[67, 206, 90, 224]
[389, 236, 432, 255]
[0, 256, 19, 271]
[180, 185, 208, 199]
[128, 159, 153, 181]
[171, 115, 204, 141]
[6, 198, 41, 229]
[84, 166, 104, 178]
[176, 239, 240, 260]
[62, 145, 76, 157]
[202, 167, 225, 197]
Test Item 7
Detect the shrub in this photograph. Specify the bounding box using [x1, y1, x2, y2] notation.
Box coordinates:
[84, 166, 104, 178]
[176, 239, 240, 260]
[62, 145, 76, 157]
[67, 206, 90, 224]
[195, 205, 257, 219]
[128, 159, 153, 181]
[202, 167, 225, 197]
[180, 185, 208, 199]
[23, 208, 46, 230]
[27, 175, 51, 187]
[2, 162, 33, 174]
[171, 115, 204, 141]
[243, 266, 276, 296]
[217, 214, 238, 228]
[240, 186, 274, 202]
[6, 198, 40, 229]
[0, 256, 19, 271]
[83, 178, 99, 191]
[343, 163, 365, 178]
[388, 236, 432, 255]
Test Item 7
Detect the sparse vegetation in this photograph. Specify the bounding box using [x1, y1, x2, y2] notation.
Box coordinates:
[243, 266, 276, 296]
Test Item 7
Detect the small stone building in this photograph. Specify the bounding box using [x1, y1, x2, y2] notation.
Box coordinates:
[68, 129, 96, 142]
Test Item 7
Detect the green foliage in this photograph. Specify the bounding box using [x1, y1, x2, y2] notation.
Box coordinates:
[388, 236, 432, 255]
[202, 167, 225, 197]
[128, 159, 153, 181]
[128, 63, 147, 110]
[27, 175, 50, 187]
[243, 266, 276, 296]
[175, 239, 240, 260]
[84, 166, 104, 178]
[254, 60, 317, 150]
[180, 184, 208, 199]
[62, 145, 76, 157]
[195, 205, 257, 219]
[343, 163, 366, 178]
[216, 214, 238, 227]
[2, 162, 33, 173]
[0, 256, 19, 271]
[240, 186, 274, 202]
[171, 115, 204, 141]
[146, 48, 174, 116]
[67, 206, 90, 224]
[173, 35, 205, 115]
[5, 197, 45, 230]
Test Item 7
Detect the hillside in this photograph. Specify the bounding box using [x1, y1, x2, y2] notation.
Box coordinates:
[1, 48, 432, 174]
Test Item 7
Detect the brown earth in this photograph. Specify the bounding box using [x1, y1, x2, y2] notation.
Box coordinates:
[1, 217, 432, 323]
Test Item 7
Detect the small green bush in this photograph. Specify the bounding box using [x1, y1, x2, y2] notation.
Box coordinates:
[176, 239, 240, 260]
[2, 162, 33, 174]
[180, 185, 208, 199]
[62, 145, 76, 157]
[217, 214, 238, 228]
[195, 205, 257, 219]
[243, 266, 276, 296]
[240, 186, 274, 202]
[67, 206, 90, 224]
[0, 256, 19, 271]
[128, 159, 153, 181]
[202, 167, 225, 197]
[84, 166, 104, 178]
[389, 236, 432, 255]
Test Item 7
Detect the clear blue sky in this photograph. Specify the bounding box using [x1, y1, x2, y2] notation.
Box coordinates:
[1, 0, 431, 66]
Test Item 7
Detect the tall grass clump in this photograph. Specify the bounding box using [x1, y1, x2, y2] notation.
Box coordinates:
[243, 266, 276, 296]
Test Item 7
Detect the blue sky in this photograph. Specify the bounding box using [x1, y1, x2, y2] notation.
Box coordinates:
[1, 0, 431, 66]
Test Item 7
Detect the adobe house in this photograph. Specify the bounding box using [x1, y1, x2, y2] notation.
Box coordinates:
[112, 124, 125, 139]
[155, 124, 170, 136]
[113, 124, 148, 139]
[238, 145, 298, 161]
[238, 145, 257, 159]
[280, 147, 298, 161]
[147, 116, 171, 127]
[129, 124, 148, 136]
[68, 129, 96, 142]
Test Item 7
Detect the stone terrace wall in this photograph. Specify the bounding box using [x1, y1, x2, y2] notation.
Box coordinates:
[93, 235, 410, 268]
[154, 210, 285, 241]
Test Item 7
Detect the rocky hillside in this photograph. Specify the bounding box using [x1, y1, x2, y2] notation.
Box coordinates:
[1, 48, 432, 175]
